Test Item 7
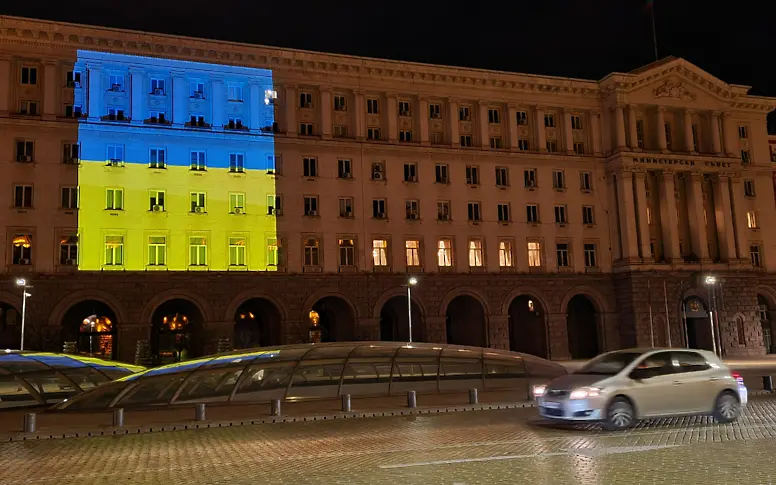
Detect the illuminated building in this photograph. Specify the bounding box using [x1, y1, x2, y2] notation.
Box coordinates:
[0, 15, 775, 364]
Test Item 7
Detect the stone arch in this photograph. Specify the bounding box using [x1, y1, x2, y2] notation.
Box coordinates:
[438, 287, 491, 317]
[442, 288, 489, 348]
[303, 290, 359, 343]
[48, 290, 127, 329]
[679, 293, 713, 351]
[375, 289, 426, 342]
[148, 296, 208, 364]
[559, 286, 610, 315]
[756, 286, 776, 308]
[373, 288, 427, 319]
[224, 290, 289, 322]
[300, 288, 361, 322]
[504, 290, 549, 358]
[0, 297, 21, 350]
[500, 287, 550, 317]
[565, 293, 601, 359]
[0, 296, 21, 315]
[139, 289, 212, 325]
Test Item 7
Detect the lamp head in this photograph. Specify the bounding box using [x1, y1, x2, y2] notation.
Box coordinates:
[15, 278, 25, 287]
[704, 276, 717, 285]
[408, 277, 418, 286]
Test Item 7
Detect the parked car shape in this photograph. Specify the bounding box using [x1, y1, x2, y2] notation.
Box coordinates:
[533, 348, 747, 430]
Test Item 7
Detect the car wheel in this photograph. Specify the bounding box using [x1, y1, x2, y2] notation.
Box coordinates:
[713, 391, 741, 424]
[603, 397, 634, 431]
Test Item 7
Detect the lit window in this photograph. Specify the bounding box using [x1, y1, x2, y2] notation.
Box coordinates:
[468, 240, 484, 267]
[147, 236, 167, 266]
[528, 241, 542, 267]
[437, 239, 453, 267]
[747, 211, 758, 229]
[12, 234, 32, 265]
[104, 236, 124, 266]
[267, 238, 279, 266]
[105, 188, 123, 210]
[190, 237, 208, 266]
[499, 241, 514, 268]
[372, 239, 388, 267]
[406, 240, 420, 267]
[59, 235, 78, 265]
[229, 237, 246, 266]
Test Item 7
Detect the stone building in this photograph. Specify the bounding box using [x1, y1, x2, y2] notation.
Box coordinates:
[0, 15, 775, 364]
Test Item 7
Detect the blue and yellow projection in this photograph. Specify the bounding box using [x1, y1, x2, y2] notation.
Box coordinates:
[74, 50, 278, 271]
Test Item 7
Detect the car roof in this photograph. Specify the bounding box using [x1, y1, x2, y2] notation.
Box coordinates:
[604, 348, 722, 360]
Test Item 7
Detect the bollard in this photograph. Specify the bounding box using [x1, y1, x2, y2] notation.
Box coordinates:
[194, 403, 206, 422]
[270, 399, 282, 416]
[23, 413, 36, 433]
[407, 390, 417, 409]
[764, 375, 774, 392]
[112, 408, 125, 428]
[341, 394, 352, 412]
[469, 388, 479, 405]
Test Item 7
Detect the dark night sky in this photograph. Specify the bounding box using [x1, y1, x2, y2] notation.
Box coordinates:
[3, 0, 775, 96]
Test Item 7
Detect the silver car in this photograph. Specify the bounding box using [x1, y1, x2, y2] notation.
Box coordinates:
[534, 348, 748, 430]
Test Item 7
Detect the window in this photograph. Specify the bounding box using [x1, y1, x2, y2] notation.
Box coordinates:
[227, 84, 243, 102]
[499, 241, 514, 268]
[371, 161, 385, 180]
[334, 125, 348, 137]
[741, 150, 751, 164]
[552, 170, 566, 190]
[372, 199, 386, 219]
[584, 243, 597, 268]
[299, 123, 315, 135]
[372, 239, 388, 267]
[636, 120, 644, 148]
[61, 187, 78, 209]
[13, 185, 32, 208]
[107, 107, 126, 121]
[527, 241, 542, 267]
[437, 201, 451, 221]
[647, 207, 653, 225]
[104, 236, 124, 266]
[467, 202, 481, 222]
[107, 145, 124, 163]
[367, 128, 381, 140]
[431, 132, 444, 144]
[488, 109, 500, 124]
[11, 235, 32, 265]
[338, 159, 352, 178]
[150, 78, 165, 95]
[460, 135, 473, 147]
[190, 237, 208, 266]
[570, 115, 582, 130]
[580, 171, 592, 191]
[459, 106, 470, 121]
[556, 243, 570, 267]
[437, 239, 453, 267]
[339, 197, 354, 218]
[404, 163, 418, 182]
[744, 180, 755, 197]
[367, 98, 379, 114]
[406, 240, 420, 267]
[398, 101, 411, 116]
[435, 164, 449, 184]
[303, 157, 318, 177]
[108, 74, 124, 91]
[526, 204, 539, 223]
[405, 200, 419, 220]
[189, 114, 206, 127]
[20, 66, 37, 85]
[149, 110, 167, 123]
[227, 152, 244, 173]
[229, 237, 246, 266]
[524, 169, 537, 188]
[267, 238, 279, 267]
[17, 100, 37, 117]
[738, 126, 749, 139]
[105, 188, 123, 210]
[493, 167, 509, 187]
[149, 148, 166, 169]
[582, 205, 595, 225]
[750, 244, 762, 267]
[516, 111, 527, 125]
[65, 104, 82, 118]
[150, 190, 165, 211]
[66, 70, 81, 88]
[544, 114, 555, 127]
[518, 139, 530, 151]
[15, 139, 34, 162]
[573, 142, 585, 155]
[468, 240, 484, 267]
[737, 318, 746, 346]
[399, 130, 413, 142]
[334, 95, 347, 111]
[554, 205, 568, 224]
[147, 236, 167, 266]
[338, 239, 355, 267]
[497, 203, 511, 222]
[466, 165, 480, 185]
[267, 194, 282, 215]
[546, 140, 559, 152]
[190, 81, 205, 98]
[299, 91, 313, 108]
[747, 211, 758, 229]
[63, 143, 80, 164]
[304, 196, 319, 216]
[664, 123, 672, 150]
[691, 124, 699, 151]
[190, 192, 206, 212]
[59, 235, 78, 265]
[229, 193, 246, 213]
[190, 151, 206, 170]
[429, 103, 441, 119]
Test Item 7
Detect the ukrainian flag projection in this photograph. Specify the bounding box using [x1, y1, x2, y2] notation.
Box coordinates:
[75, 51, 278, 271]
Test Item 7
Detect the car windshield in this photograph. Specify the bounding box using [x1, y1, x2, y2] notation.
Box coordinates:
[575, 352, 643, 376]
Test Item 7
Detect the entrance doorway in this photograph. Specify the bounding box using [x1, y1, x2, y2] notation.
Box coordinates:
[683, 297, 714, 351]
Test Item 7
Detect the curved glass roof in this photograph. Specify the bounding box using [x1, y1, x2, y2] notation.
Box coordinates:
[0, 351, 145, 409]
[54, 342, 567, 411]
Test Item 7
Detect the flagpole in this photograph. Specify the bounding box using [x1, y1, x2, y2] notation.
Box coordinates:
[650, 1, 659, 61]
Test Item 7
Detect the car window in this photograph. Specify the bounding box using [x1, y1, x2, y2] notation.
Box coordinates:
[575, 352, 643, 376]
[672, 351, 711, 374]
[631, 351, 675, 378]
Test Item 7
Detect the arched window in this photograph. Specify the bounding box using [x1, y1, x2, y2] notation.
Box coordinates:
[736, 317, 746, 347]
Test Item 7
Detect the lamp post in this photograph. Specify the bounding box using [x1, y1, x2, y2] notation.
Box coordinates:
[15, 278, 32, 351]
[406, 277, 418, 343]
[704, 275, 718, 356]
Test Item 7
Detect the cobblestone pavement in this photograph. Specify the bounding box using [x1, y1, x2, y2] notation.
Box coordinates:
[3, 396, 776, 485]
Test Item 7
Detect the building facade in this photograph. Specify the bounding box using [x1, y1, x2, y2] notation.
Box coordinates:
[0, 15, 775, 364]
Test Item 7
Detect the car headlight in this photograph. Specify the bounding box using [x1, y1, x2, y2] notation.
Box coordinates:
[533, 385, 547, 398]
[569, 387, 601, 399]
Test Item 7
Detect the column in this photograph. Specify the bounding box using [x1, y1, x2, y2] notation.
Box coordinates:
[42, 62, 57, 119]
[722, 112, 737, 157]
[488, 316, 509, 350]
[507, 104, 519, 151]
[211, 78, 224, 128]
[658, 171, 682, 263]
[171, 72, 187, 126]
[606, 173, 622, 261]
[729, 176, 749, 261]
[683, 109, 695, 152]
[712, 174, 737, 262]
[354, 90, 365, 140]
[129, 67, 146, 124]
[633, 170, 652, 260]
[627, 105, 639, 149]
[425, 316, 447, 344]
[285, 84, 297, 135]
[562, 108, 574, 154]
[478, 100, 489, 147]
[418, 97, 430, 145]
[249, 82, 260, 132]
[617, 170, 640, 262]
[613, 105, 626, 150]
[710, 111, 722, 154]
[387, 94, 398, 142]
[356, 318, 380, 341]
[684, 172, 710, 261]
[590, 110, 602, 155]
[87, 64, 103, 121]
[448, 98, 460, 147]
[534, 106, 546, 152]
[655, 107, 668, 151]
[320, 87, 332, 139]
[0, 57, 10, 115]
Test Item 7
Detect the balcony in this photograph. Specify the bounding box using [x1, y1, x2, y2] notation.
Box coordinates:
[224, 120, 249, 132]
[101, 113, 130, 123]
[144, 116, 171, 126]
[185, 120, 211, 130]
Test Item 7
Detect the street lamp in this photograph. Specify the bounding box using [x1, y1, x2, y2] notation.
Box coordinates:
[704, 275, 719, 356]
[15, 278, 32, 351]
[406, 277, 418, 343]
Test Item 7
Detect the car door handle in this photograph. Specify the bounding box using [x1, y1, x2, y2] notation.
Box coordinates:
[708, 377, 720, 382]
[672, 381, 683, 385]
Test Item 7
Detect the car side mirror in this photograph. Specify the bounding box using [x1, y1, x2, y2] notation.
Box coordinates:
[630, 368, 650, 381]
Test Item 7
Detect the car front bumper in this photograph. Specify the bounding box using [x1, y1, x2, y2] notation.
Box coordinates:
[537, 396, 605, 422]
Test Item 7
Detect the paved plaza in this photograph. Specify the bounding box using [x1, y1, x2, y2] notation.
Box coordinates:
[2, 396, 776, 485]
